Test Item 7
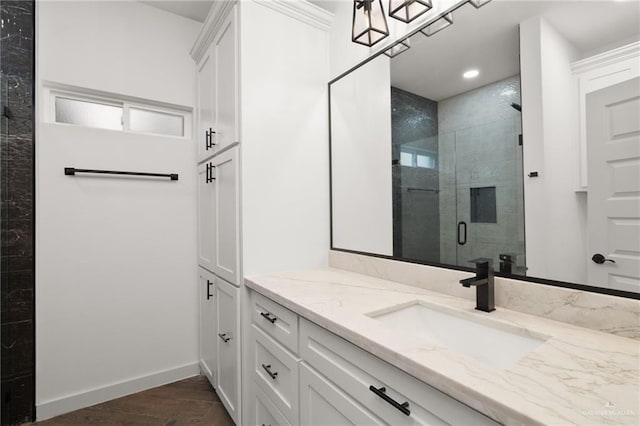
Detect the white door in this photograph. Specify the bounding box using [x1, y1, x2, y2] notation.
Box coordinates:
[216, 277, 240, 424]
[299, 363, 383, 426]
[197, 161, 215, 271]
[198, 267, 217, 386]
[213, 6, 239, 153]
[197, 51, 215, 163]
[210, 146, 240, 285]
[587, 77, 640, 292]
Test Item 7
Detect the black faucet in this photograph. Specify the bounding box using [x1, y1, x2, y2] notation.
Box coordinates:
[459, 258, 495, 313]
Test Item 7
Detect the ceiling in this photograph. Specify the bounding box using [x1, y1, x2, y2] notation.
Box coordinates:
[390, 0, 640, 102]
[141, 1, 213, 22]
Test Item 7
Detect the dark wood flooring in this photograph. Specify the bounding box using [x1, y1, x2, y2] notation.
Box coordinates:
[28, 376, 234, 426]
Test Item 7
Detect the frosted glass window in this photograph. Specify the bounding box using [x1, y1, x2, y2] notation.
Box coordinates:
[55, 97, 123, 130]
[400, 151, 413, 166]
[129, 108, 184, 137]
[416, 154, 435, 169]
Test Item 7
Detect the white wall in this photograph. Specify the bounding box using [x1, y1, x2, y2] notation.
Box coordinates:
[520, 16, 587, 284]
[330, 55, 393, 256]
[239, 0, 331, 276]
[36, 1, 200, 418]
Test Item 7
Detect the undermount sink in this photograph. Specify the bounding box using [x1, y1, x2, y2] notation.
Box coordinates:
[368, 301, 548, 369]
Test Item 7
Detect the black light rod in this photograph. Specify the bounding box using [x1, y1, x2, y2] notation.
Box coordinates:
[64, 168, 178, 181]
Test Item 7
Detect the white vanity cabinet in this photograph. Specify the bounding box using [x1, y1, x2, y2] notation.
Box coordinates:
[246, 289, 499, 426]
[196, 6, 239, 163]
[198, 266, 240, 424]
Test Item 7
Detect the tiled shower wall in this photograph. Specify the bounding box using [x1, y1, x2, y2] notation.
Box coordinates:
[438, 75, 525, 271]
[1, 0, 36, 424]
[391, 87, 440, 262]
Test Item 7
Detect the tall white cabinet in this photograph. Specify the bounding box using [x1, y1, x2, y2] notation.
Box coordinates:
[192, 1, 332, 424]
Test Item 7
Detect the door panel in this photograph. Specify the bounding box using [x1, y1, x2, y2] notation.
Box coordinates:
[299, 363, 383, 426]
[197, 162, 214, 271]
[216, 277, 240, 423]
[211, 147, 240, 285]
[198, 268, 217, 385]
[587, 77, 640, 291]
[197, 52, 215, 162]
[213, 8, 239, 153]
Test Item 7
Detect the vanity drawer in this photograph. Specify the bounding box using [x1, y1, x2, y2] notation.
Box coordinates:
[251, 290, 299, 353]
[300, 319, 498, 426]
[251, 324, 300, 423]
[250, 381, 291, 426]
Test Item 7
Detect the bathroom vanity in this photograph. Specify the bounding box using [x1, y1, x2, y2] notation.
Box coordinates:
[244, 259, 639, 425]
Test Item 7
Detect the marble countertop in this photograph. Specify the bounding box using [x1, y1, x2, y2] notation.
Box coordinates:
[245, 268, 640, 426]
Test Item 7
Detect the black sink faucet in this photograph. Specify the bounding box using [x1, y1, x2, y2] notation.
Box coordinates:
[459, 258, 495, 313]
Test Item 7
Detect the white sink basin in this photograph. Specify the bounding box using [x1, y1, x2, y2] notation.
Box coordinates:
[368, 302, 547, 369]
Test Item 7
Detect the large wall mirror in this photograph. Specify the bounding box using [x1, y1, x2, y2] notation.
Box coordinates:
[330, 0, 640, 297]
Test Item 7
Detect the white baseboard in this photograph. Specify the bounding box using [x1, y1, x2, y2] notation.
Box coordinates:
[36, 362, 200, 421]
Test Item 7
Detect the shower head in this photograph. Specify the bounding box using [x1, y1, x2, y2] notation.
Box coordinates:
[510, 103, 522, 112]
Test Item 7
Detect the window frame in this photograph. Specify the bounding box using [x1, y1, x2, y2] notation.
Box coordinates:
[44, 85, 192, 140]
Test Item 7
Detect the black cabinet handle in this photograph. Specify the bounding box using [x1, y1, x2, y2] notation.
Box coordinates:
[205, 128, 216, 150]
[218, 333, 230, 343]
[457, 221, 467, 245]
[205, 163, 215, 184]
[592, 254, 616, 264]
[261, 364, 278, 380]
[206, 280, 213, 300]
[369, 386, 410, 416]
[260, 312, 277, 324]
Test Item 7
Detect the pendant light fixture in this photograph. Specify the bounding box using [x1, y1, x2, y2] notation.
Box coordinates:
[388, 0, 432, 24]
[352, 0, 389, 47]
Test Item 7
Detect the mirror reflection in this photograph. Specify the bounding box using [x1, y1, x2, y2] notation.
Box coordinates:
[330, 0, 640, 293]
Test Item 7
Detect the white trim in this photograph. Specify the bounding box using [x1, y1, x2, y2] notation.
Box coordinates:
[190, 0, 334, 63]
[36, 363, 200, 421]
[572, 41, 640, 75]
[190, 0, 237, 63]
[253, 0, 334, 32]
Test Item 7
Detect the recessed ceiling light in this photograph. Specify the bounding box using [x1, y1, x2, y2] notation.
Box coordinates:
[463, 69, 479, 79]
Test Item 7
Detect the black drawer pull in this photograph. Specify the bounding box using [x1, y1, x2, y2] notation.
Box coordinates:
[206, 280, 213, 300]
[218, 333, 230, 343]
[369, 386, 410, 416]
[261, 363, 278, 380]
[260, 312, 277, 324]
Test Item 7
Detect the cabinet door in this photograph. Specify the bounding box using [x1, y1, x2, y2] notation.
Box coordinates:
[300, 363, 383, 426]
[197, 162, 215, 271]
[250, 382, 291, 426]
[210, 146, 240, 284]
[212, 6, 239, 153]
[198, 267, 217, 387]
[197, 51, 215, 163]
[216, 277, 240, 424]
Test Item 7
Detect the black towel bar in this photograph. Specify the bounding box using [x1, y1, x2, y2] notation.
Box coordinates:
[64, 168, 178, 181]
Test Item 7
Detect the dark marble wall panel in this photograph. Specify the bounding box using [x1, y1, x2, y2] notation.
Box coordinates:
[1, 0, 36, 424]
[391, 87, 440, 263]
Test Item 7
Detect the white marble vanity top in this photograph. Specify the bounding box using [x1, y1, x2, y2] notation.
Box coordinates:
[245, 268, 640, 426]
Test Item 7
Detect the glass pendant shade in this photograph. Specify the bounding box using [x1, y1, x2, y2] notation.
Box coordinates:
[352, 0, 389, 47]
[384, 38, 410, 58]
[420, 13, 453, 37]
[389, 0, 432, 23]
[469, 0, 492, 8]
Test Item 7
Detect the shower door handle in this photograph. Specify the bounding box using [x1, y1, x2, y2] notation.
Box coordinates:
[457, 221, 467, 245]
